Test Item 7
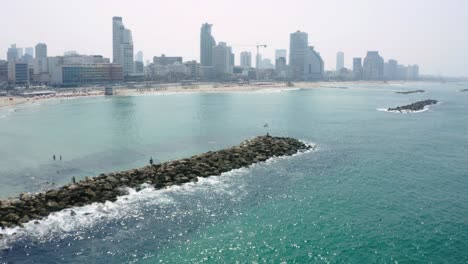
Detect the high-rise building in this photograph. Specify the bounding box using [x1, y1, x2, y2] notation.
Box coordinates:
[25, 47, 34, 57]
[200, 23, 216, 67]
[135, 51, 143, 63]
[305, 47, 324, 81]
[34, 43, 48, 75]
[275, 49, 287, 61]
[289, 31, 309, 80]
[353, 57, 363, 80]
[16, 48, 24, 59]
[407, 65, 419, 80]
[7, 44, 19, 62]
[363, 51, 384, 80]
[275, 57, 288, 78]
[212, 42, 233, 78]
[240, 51, 252, 68]
[290, 31, 323, 80]
[336, 52, 344, 72]
[0, 61, 8, 82]
[8, 62, 29, 85]
[113, 16, 134, 77]
[35, 43, 47, 59]
[384, 59, 398, 80]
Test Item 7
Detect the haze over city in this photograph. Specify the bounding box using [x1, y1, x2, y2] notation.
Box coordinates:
[1, 0, 467, 76]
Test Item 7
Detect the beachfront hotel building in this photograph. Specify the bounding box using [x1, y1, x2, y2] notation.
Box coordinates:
[212, 42, 233, 78]
[45, 54, 123, 86]
[7, 62, 29, 85]
[112, 17, 134, 78]
[289, 31, 324, 81]
[289, 31, 308, 80]
[363, 51, 384, 80]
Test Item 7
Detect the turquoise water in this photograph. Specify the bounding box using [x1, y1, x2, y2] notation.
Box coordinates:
[0, 83, 467, 263]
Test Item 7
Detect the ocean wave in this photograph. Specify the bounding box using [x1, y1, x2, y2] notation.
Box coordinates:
[0, 142, 317, 250]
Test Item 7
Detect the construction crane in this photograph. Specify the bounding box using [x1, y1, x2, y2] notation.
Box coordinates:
[232, 43, 268, 77]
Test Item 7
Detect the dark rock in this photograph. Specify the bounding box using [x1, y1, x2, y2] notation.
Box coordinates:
[388, 99, 438, 112]
[0, 136, 312, 231]
[18, 215, 30, 224]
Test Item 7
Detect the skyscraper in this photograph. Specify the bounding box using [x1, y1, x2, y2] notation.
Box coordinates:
[113, 16, 134, 77]
[305, 47, 324, 81]
[363, 51, 384, 80]
[35, 43, 47, 59]
[200, 23, 216, 67]
[336, 51, 344, 72]
[289, 31, 308, 80]
[353, 57, 363, 80]
[240, 51, 252, 68]
[34, 43, 48, 75]
[25, 47, 34, 57]
[212, 42, 233, 77]
[7, 44, 19, 62]
[384, 59, 398, 80]
[16, 48, 24, 59]
[289, 31, 323, 80]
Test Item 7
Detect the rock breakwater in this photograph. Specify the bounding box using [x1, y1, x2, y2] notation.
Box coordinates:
[388, 99, 438, 112]
[395, 90, 426, 94]
[0, 136, 311, 229]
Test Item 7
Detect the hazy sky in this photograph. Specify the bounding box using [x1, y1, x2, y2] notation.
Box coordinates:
[2, 0, 467, 76]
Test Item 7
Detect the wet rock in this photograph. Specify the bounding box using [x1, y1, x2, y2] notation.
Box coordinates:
[388, 99, 438, 112]
[18, 215, 30, 224]
[4, 213, 20, 223]
[0, 136, 312, 230]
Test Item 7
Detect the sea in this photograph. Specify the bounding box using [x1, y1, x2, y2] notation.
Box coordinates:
[0, 82, 467, 263]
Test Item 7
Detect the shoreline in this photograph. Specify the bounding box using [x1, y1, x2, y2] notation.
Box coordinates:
[0, 80, 434, 109]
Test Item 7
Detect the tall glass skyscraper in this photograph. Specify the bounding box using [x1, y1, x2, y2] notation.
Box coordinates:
[113, 17, 134, 77]
[200, 23, 216, 67]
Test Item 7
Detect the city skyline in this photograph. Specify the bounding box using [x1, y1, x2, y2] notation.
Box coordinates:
[1, 0, 467, 76]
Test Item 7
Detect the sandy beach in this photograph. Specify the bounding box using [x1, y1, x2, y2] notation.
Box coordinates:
[0, 81, 405, 108]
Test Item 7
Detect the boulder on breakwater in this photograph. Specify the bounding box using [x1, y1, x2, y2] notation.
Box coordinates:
[460, 89, 468, 92]
[388, 99, 438, 112]
[395, 90, 426, 94]
[0, 136, 311, 229]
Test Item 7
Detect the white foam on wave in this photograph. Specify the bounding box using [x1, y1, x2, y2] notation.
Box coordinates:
[0, 141, 317, 249]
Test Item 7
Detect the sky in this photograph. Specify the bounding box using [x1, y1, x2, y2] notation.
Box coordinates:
[1, 0, 467, 76]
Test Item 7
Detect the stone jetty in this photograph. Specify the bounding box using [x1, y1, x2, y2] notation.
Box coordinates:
[388, 99, 438, 112]
[395, 90, 426, 94]
[0, 136, 311, 229]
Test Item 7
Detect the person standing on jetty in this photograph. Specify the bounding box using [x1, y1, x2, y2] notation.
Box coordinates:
[53, 154, 56, 161]
[149, 157, 154, 165]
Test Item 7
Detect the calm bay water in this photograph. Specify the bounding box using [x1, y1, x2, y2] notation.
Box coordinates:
[0, 83, 467, 263]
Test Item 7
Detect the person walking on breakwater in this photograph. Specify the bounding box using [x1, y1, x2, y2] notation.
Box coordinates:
[60, 155, 62, 161]
[53, 154, 56, 161]
[149, 157, 154, 165]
